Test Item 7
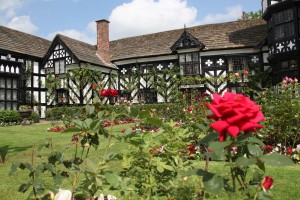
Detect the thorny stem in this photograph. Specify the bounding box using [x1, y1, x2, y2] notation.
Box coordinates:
[228, 147, 236, 200]
[31, 146, 37, 199]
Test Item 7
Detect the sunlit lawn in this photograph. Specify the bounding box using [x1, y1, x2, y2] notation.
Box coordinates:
[0, 123, 300, 200]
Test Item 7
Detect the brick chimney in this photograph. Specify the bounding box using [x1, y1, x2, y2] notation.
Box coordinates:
[96, 19, 110, 63]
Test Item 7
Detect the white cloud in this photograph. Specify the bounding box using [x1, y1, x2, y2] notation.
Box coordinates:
[0, 0, 24, 18]
[7, 15, 38, 34]
[47, 28, 96, 44]
[198, 5, 243, 25]
[108, 0, 197, 40]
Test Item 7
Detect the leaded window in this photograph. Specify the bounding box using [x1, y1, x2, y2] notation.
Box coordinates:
[274, 9, 295, 40]
[179, 52, 200, 75]
[228, 57, 248, 72]
[0, 76, 19, 110]
[54, 60, 65, 74]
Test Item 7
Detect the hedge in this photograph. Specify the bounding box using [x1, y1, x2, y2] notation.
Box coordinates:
[0, 110, 21, 123]
[45, 103, 185, 122]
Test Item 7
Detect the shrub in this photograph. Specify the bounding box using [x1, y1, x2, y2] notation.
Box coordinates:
[0, 110, 21, 123]
[29, 111, 40, 123]
[45, 106, 82, 123]
[257, 77, 300, 147]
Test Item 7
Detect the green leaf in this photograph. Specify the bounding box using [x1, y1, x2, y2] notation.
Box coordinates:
[90, 120, 100, 132]
[104, 172, 119, 188]
[86, 159, 97, 174]
[260, 153, 294, 166]
[146, 117, 163, 126]
[203, 174, 224, 193]
[248, 144, 263, 157]
[44, 163, 55, 173]
[130, 107, 139, 117]
[207, 140, 231, 160]
[198, 123, 210, 131]
[162, 164, 174, 172]
[9, 161, 21, 175]
[61, 127, 81, 133]
[243, 137, 265, 146]
[98, 111, 105, 119]
[139, 110, 150, 119]
[157, 165, 164, 173]
[18, 183, 30, 193]
[236, 157, 257, 167]
[200, 132, 219, 145]
[84, 118, 93, 129]
[72, 119, 83, 128]
[86, 105, 95, 115]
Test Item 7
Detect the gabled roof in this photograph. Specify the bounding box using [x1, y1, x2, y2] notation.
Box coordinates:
[110, 19, 267, 61]
[54, 34, 117, 69]
[0, 25, 51, 58]
[171, 30, 205, 51]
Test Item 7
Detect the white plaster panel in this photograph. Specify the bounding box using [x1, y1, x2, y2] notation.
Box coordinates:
[34, 91, 39, 103]
[40, 91, 46, 103]
[33, 62, 39, 73]
[157, 93, 164, 103]
[33, 76, 39, 87]
[41, 106, 46, 118]
[263, 53, 269, 63]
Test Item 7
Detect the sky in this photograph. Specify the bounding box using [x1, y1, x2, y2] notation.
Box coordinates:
[0, 0, 262, 44]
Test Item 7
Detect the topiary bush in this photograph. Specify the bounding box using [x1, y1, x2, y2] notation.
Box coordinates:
[0, 110, 21, 124]
[29, 111, 40, 123]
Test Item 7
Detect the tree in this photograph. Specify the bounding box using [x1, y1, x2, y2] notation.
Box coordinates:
[238, 10, 262, 20]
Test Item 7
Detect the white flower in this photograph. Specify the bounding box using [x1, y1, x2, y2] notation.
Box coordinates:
[98, 194, 104, 200]
[54, 189, 72, 200]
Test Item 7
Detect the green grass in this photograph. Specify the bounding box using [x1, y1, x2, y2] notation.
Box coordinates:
[0, 123, 300, 200]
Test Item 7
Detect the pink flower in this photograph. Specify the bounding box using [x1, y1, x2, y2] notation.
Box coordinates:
[182, 108, 186, 112]
[288, 78, 294, 83]
[295, 78, 298, 83]
[234, 73, 239, 77]
[91, 83, 98, 89]
[243, 70, 249, 75]
[206, 92, 265, 142]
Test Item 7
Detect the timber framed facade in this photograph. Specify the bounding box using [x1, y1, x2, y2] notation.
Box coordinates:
[0, 0, 299, 117]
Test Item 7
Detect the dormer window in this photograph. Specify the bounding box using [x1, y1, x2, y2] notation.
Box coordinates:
[179, 52, 200, 75]
[54, 59, 65, 74]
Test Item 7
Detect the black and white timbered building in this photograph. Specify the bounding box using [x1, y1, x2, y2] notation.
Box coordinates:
[0, 25, 51, 117]
[0, 0, 299, 117]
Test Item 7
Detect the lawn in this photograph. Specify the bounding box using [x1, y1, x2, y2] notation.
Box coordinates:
[0, 123, 300, 200]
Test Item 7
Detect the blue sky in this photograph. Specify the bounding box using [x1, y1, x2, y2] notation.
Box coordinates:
[0, 0, 262, 43]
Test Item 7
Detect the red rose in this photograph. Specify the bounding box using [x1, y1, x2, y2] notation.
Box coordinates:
[108, 89, 118, 97]
[206, 92, 265, 142]
[261, 176, 274, 191]
[286, 147, 293, 155]
[243, 70, 249, 75]
[100, 89, 109, 97]
[187, 106, 193, 112]
[265, 145, 273, 153]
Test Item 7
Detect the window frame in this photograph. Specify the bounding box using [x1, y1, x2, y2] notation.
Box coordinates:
[54, 59, 66, 74]
[179, 52, 200, 75]
[273, 8, 295, 40]
[228, 56, 249, 72]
